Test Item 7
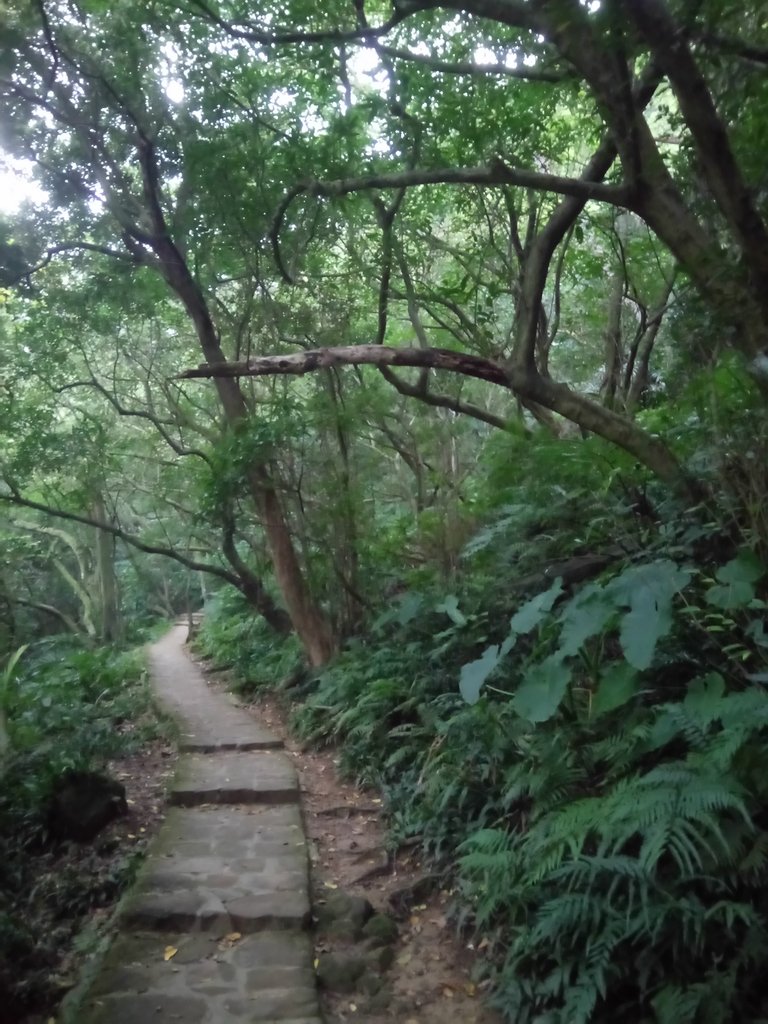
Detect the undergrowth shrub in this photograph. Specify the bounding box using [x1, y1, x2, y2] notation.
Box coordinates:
[194, 589, 303, 695]
[287, 532, 767, 1021]
[0, 637, 168, 1020]
[198, 465, 768, 1022]
[0, 640, 157, 834]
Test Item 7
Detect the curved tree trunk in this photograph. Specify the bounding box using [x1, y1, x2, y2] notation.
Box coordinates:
[146, 226, 335, 666]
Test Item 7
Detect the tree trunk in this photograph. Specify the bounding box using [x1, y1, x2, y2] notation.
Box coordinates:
[92, 495, 121, 643]
[600, 270, 624, 410]
[150, 231, 336, 666]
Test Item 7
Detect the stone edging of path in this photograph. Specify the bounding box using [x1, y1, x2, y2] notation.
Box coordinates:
[65, 624, 323, 1024]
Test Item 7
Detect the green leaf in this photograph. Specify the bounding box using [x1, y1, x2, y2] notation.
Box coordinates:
[620, 593, 672, 670]
[684, 672, 725, 724]
[706, 550, 765, 609]
[513, 655, 571, 723]
[706, 581, 754, 609]
[435, 594, 467, 627]
[746, 619, 768, 649]
[608, 559, 692, 609]
[609, 560, 690, 670]
[509, 577, 564, 635]
[716, 549, 764, 585]
[592, 661, 638, 716]
[459, 645, 502, 705]
[557, 584, 615, 656]
[395, 592, 424, 626]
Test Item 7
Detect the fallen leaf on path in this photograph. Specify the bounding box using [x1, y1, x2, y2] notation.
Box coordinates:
[163, 946, 178, 961]
[323, 881, 338, 889]
[443, 986, 455, 998]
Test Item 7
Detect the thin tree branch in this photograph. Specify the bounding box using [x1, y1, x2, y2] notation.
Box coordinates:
[270, 164, 630, 282]
[185, 0, 407, 45]
[12, 242, 140, 283]
[56, 378, 211, 462]
[378, 365, 508, 429]
[695, 31, 768, 66]
[371, 42, 568, 81]
[0, 487, 242, 589]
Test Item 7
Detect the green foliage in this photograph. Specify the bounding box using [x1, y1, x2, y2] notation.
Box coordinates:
[194, 589, 303, 694]
[0, 635, 169, 1020]
[277, 490, 768, 1021]
[458, 680, 768, 1023]
[0, 638, 163, 841]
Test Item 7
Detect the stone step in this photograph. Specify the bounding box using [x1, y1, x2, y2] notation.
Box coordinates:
[121, 806, 311, 934]
[170, 750, 299, 807]
[83, 929, 321, 1024]
[179, 733, 284, 754]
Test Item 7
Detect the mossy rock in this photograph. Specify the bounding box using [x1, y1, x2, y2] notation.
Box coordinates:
[316, 952, 368, 993]
[315, 891, 374, 940]
[361, 913, 399, 948]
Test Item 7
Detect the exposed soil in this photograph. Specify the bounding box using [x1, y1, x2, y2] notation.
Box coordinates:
[8, 738, 177, 1024]
[242, 685, 503, 1024]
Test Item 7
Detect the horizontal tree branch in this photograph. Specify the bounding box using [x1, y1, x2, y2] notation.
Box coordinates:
[377, 364, 509, 429]
[270, 162, 630, 281]
[13, 241, 140, 283]
[696, 31, 768, 65]
[0, 487, 242, 588]
[186, 0, 406, 44]
[9, 596, 80, 633]
[372, 42, 568, 81]
[179, 345, 511, 387]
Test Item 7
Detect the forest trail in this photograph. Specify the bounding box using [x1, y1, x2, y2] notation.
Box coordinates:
[77, 624, 322, 1024]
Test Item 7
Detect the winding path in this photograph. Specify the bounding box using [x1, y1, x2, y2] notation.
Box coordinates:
[79, 624, 322, 1024]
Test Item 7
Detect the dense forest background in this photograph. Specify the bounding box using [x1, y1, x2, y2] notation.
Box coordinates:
[2, 1, 768, 1020]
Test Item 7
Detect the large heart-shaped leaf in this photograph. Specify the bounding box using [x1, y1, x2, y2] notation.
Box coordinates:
[509, 577, 564, 634]
[592, 661, 638, 716]
[512, 655, 571, 723]
[707, 551, 765, 609]
[558, 585, 615, 656]
[609, 560, 691, 669]
[459, 645, 502, 705]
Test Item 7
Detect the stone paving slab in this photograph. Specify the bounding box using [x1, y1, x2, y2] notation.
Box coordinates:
[83, 930, 322, 1024]
[170, 751, 299, 807]
[121, 806, 311, 933]
[149, 626, 283, 752]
